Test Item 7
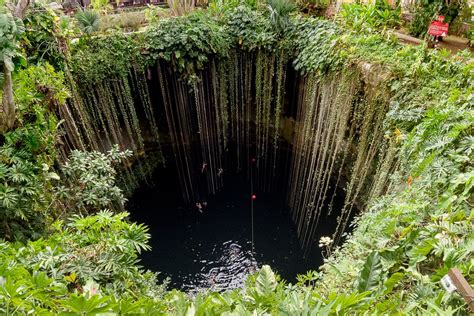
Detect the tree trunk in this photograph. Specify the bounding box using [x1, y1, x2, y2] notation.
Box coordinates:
[1, 64, 16, 134]
[0, 0, 33, 134]
[14, 0, 30, 19]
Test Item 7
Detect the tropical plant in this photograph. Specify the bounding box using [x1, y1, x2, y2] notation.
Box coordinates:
[225, 5, 277, 51]
[22, 6, 68, 70]
[0, 64, 66, 241]
[14, 63, 70, 115]
[356, 251, 383, 293]
[54, 145, 132, 215]
[268, 0, 297, 35]
[0, 211, 167, 315]
[0, 140, 58, 240]
[144, 11, 231, 83]
[338, 2, 401, 32]
[75, 10, 101, 35]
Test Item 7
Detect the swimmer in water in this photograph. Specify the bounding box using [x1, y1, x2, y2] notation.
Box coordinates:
[196, 202, 203, 213]
[201, 163, 207, 173]
[217, 168, 223, 176]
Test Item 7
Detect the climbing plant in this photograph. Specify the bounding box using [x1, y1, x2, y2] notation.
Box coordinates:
[22, 6, 65, 70]
[224, 5, 277, 51]
[69, 32, 140, 85]
[144, 12, 231, 83]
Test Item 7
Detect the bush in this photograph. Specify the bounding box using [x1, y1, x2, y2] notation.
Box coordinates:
[54, 145, 132, 214]
[0, 64, 66, 241]
[338, 2, 401, 33]
[0, 211, 167, 314]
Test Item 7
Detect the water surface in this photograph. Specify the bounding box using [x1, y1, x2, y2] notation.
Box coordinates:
[127, 169, 322, 293]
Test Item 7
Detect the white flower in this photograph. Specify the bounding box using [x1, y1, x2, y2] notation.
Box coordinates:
[319, 236, 334, 246]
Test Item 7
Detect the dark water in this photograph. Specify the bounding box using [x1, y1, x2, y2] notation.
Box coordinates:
[126, 165, 332, 293]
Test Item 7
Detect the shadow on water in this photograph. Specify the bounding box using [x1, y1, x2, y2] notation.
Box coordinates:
[127, 161, 347, 293]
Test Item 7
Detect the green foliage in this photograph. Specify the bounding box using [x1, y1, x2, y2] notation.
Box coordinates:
[356, 251, 383, 293]
[292, 18, 342, 74]
[0, 217, 373, 315]
[225, 5, 277, 51]
[268, 0, 297, 35]
[0, 211, 167, 314]
[70, 32, 140, 84]
[0, 64, 65, 241]
[14, 63, 70, 116]
[3, 4, 474, 314]
[75, 10, 101, 35]
[338, 2, 401, 33]
[0, 63, 131, 241]
[54, 145, 132, 214]
[22, 6, 65, 70]
[408, 3, 439, 37]
[288, 7, 472, 313]
[256, 265, 277, 292]
[144, 12, 231, 83]
[69, 5, 287, 84]
[0, 138, 56, 241]
[0, 12, 24, 71]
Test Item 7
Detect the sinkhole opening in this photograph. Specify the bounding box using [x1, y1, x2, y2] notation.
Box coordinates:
[72, 53, 376, 292]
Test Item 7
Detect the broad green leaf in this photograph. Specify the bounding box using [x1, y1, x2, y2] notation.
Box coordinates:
[357, 251, 383, 293]
[256, 265, 277, 297]
[383, 272, 404, 295]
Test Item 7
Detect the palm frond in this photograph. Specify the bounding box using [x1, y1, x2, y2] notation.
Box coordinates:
[268, 0, 296, 34]
[75, 10, 100, 35]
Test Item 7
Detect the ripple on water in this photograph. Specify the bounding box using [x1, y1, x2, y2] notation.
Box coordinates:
[181, 240, 258, 293]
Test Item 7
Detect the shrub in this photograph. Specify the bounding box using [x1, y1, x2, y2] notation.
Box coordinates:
[54, 145, 132, 214]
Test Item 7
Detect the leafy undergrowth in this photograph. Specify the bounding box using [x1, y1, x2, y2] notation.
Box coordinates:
[297, 17, 474, 315]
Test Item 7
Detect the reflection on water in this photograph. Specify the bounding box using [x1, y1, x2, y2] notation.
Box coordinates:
[182, 240, 258, 293]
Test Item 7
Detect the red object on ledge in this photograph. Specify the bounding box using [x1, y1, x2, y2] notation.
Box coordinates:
[428, 15, 449, 37]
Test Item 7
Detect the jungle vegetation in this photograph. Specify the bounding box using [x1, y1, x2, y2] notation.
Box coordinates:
[0, 0, 472, 314]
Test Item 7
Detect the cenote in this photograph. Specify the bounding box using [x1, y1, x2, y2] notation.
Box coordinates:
[65, 40, 391, 294]
[3, 2, 471, 313]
